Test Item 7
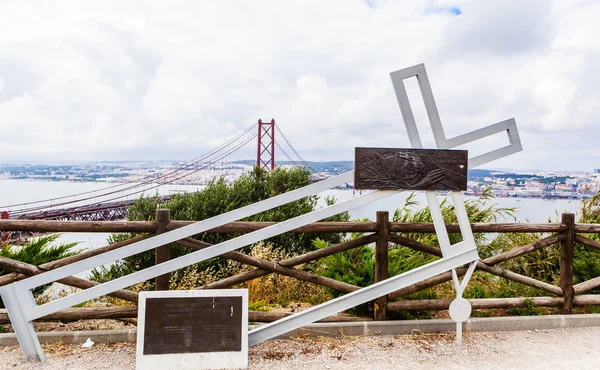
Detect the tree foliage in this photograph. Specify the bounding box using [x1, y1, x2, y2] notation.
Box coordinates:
[91, 166, 349, 287]
[316, 188, 600, 313]
[0, 234, 78, 276]
[574, 191, 600, 288]
[0, 234, 78, 307]
[314, 190, 515, 315]
[316, 190, 515, 285]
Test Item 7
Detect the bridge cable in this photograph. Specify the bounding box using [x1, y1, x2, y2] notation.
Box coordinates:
[4, 123, 257, 213]
[14, 132, 258, 217]
[275, 125, 306, 164]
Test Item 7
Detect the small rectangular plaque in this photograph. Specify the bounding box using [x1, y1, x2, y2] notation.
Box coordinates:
[354, 148, 468, 191]
[144, 297, 242, 355]
[136, 290, 248, 370]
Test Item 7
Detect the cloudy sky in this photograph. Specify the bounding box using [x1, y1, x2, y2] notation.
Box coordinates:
[0, 0, 598, 171]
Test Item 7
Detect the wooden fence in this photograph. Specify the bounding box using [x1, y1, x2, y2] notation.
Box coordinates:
[1, 210, 600, 323]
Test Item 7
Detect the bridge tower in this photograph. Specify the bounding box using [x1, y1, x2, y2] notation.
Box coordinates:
[256, 119, 275, 170]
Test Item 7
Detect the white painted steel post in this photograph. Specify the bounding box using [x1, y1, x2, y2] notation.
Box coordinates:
[1, 63, 524, 360]
[25, 190, 398, 321]
[0, 285, 44, 360]
[2, 184, 399, 360]
[249, 248, 479, 345]
[390, 63, 523, 344]
[17, 171, 356, 292]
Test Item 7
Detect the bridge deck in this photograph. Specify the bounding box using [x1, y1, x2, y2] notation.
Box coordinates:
[12, 196, 171, 221]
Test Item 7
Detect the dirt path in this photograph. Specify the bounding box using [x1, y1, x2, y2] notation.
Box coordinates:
[1, 327, 599, 369]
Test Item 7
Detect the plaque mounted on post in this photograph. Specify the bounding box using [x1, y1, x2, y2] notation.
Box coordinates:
[354, 147, 468, 191]
[136, 289, 248, 370]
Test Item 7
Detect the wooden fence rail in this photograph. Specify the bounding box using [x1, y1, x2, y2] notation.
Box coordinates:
[0, 220, 568, 234]
[1, 210, 600, 323]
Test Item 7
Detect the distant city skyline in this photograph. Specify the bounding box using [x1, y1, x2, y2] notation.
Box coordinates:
[1, 1, 599, 171]
[2, 159, 598, 202]
[1, 159, 598, 175]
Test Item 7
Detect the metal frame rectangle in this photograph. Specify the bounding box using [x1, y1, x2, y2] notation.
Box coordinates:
[16, 171, 355, 292]
[2, 62, 516, 360]
[389, 63, 522, 168]
[21, 190, 399, 321]
[0, 172, 404, 360]
[249, 248, 479, 345]
[136, 289, 248, 370]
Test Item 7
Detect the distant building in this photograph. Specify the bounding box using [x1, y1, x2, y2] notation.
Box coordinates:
[595, 169, 600, 174]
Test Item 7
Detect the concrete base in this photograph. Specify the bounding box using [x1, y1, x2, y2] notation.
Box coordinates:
[2, 314, 600, 347]
[278, 314, 600, 338]
[0, 329, 137, 346]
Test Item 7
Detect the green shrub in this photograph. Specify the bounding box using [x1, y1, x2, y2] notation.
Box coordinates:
[0, 234, 79, 307]
[0, 234, 78, 272]
[471, 310, 492, 317]
[391, 189, 516, 256]
[314, 190, 517, 316]
[574, 191, 600, 292]
[91, 166, 350, 289]
[584, 305, 600, 314]
[490, 232, 560, 284]
[313, 238, 374, 289]
[506, 298, 544, 316]
[465, 283, 487, 299]
[248, 300, 272, 311]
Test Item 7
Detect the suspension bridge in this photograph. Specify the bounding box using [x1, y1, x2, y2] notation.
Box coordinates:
[0, 119, 306, 222]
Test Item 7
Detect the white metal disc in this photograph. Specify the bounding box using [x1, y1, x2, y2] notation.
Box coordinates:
[449, 298, 471, 322]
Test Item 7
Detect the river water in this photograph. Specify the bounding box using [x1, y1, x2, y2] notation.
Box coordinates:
[0, 179, 582, 249]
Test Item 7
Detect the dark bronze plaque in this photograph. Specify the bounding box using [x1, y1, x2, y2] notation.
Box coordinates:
[354, 148, 468, 191]
[143, 297, 242, 355]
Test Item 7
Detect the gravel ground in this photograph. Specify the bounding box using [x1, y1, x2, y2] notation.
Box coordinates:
[1, 327, 600, 369]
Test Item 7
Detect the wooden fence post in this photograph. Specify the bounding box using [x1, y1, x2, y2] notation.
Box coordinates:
[155, 209, 171, 291]
[560, 213, 575, 314]
[374, 211, 389, 320]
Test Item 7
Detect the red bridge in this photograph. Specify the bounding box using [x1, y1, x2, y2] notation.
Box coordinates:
[14, 196, 173, 221]
[1, 119, 305, 222]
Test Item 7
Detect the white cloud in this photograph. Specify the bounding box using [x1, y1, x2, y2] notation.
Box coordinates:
[441, 0, 555, 56]
[0, 0, 598, 170]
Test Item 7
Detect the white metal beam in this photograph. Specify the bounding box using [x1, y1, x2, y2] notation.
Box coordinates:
[18, 171, 355, 291]
[2, 63, 522, 360]
[389, 66, 522, 168]
[389, 63, 523, 346]
[24, 189, 399, 320]
[0, 285, 43, 360]
[249, 248, 479, 345]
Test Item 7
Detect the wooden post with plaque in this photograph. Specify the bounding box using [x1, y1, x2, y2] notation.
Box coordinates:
[136, 290, 248, 370]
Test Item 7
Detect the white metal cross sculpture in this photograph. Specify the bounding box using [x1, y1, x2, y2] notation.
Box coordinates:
[1, 63, 522, 361]
[389, 64, 522, 343]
